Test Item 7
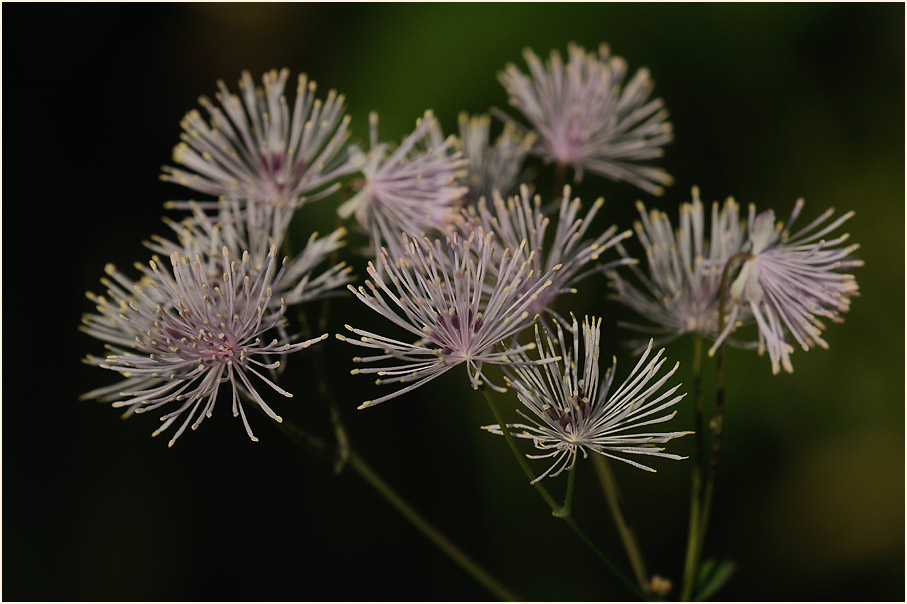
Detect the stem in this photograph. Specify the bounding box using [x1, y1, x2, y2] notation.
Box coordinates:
[563, 515, 646, 600]
[347, 449, 519, 602]
[553, 161, 567, 201]
[562, 459, 577, 517]
[680, 336, 705, 601]
[297, 310, 350, 472]
[482, 388, 645, 600]
[481, 387, 562, 512]
[592, 455, 650, 594]
[318, 182, 361, 333]
[274, 412, 517, 601]
[686, 252, 750, 597]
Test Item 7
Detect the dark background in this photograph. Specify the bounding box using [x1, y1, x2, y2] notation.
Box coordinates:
[4, 3, 904, 601]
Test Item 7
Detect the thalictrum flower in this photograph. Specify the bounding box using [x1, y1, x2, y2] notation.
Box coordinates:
[483, 316, 691, 483]
[146, 197, 352, 308]
[457, 112, 535, 204]
[608, 187, 747, 350]
[712, 199, 862, 374]
[465, 184, 633, 327]
[338, 110, 468, 257]
[81, 245, 327, 445]
[161, 68, 355, 210]
[337, 229, 560, 408]
[498, 43, 674, 195]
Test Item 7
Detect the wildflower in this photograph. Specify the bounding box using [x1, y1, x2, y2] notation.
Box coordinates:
[161, 68, 355, 210]
[466, 184, 633, 327]
[498, 43, 673, 195]
[80, 245, 327, 445]
[608, 187, 746, 349]
[457, 112, 535, 204]
[483, 316, 691, 483]
[146, 197, 352, 308]
[337, 229, 560, 408]
[712, 200, 862, 374]
[338, 110, 468, 256]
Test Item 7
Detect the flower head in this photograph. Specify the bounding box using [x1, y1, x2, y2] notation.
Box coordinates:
[337, 229, 560, 408]
[713, 199, 862, 374]
[499, 43, 673, 195]
[81, 244, 327, 445]
[457, 112, 535, 204]
[483, 316, 691, 483]
[608, 187, 747, 349]
[147, 197, 352, 309]
[161, 68, 355, 210]
[465, 184, 633, 327]
[338, 111, 468, 256]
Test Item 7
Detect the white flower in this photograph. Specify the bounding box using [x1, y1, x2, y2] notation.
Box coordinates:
[457, 112, 535, 204]
[338, 110, 467, 257]
[712, 199, 862, 374]
[81, 244, 326, 445]
[499, 43, 673, 195]
[465, 184, 633, 327]
[148, 198, 352, 309]
[608, 187, 747, 349]
[162, 68, 355, 210]
[338, 229, 560, 407]
[484, 316, 691, 483]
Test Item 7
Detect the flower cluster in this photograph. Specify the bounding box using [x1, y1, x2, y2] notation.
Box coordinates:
[83, 69, 359, 445]
[609, 188, 861, 372]
[85, 47, 861, 458]
[81, 245, 327, 445]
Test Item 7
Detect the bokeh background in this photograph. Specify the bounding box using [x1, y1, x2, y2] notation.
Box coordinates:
[4, 3, 904, 601]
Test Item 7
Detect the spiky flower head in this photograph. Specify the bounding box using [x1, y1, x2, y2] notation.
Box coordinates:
[457, 112, 535, 204]
[338, 110, 468, 256]
[465, 184, 633, 327]
[147, 197, 352, 309]
[81, 244, 327, 445]
[712, 200, 862, 374]
[161, 68, 355, 210]
[608, 187, 747, 350]
[337, 229, 560, 408]
[499, 43, 674, 195]
[483, 316, 691, 483]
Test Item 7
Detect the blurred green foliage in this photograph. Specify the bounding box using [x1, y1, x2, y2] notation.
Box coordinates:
[4, 3, 903, 601]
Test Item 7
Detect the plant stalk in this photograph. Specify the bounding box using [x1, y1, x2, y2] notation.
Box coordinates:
[592, 455, 650, 594]
[347, 449, 519, 601]
[482, 388, 645, 600]
[685, 252, 750, 597]
[276, 413, 518, 601]
[680, 336, 705, 601]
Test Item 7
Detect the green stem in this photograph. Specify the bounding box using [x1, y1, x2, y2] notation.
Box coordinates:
[297, 310, 350, 472]
[482, 388, 644, 600]
[347, 449, 519, 602]
[592, 455, 650, 594]
[563, 458, 577, 517]
[681, 336, 705, 601]
[481, 387, 562, 512]
[686, 252, 750, 597]
[275, 413, 518, 601]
